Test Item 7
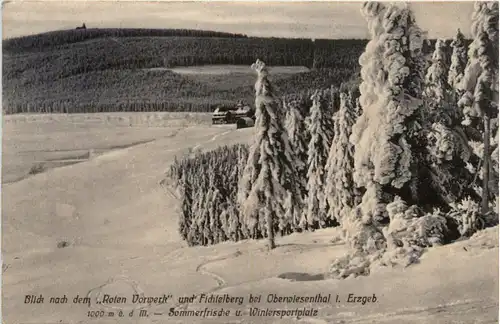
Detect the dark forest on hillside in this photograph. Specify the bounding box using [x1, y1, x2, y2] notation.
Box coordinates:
[3, 28, 451, 114]
[2, 28, 249, 53]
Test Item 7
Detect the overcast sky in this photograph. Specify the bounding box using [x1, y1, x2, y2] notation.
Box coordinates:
[2, 1, 475, 40]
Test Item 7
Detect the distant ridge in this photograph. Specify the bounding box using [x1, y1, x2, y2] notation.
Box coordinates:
[3, 28, 249, 53]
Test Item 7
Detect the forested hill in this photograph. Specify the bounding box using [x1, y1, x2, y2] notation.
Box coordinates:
[3, 28, 367, 66]
[2, 28, 250, 53]
[4, 28, 382, 114]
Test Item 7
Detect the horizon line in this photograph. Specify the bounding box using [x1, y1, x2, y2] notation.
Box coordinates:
[3, 26, 462, 42]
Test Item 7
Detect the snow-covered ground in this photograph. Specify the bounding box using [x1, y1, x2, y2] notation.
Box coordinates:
[2, 113, 212, 184]
[2, 114, 498, 324]
[145, 65, 311, 75]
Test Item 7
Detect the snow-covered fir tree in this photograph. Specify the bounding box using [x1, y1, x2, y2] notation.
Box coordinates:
[237, 59, 302, 248]
[208, 187, 225, 244]
[325, 91, 361, 225]
[341, 2, 389, 253]
[349, 2, 433, 251]
[303, 91, 334, 229]
[236, 144, 248, 185]
[448, 29, 468, 92]
[423, 37, 479, 203]
[285, 98, 309, 200]
[178, 172, 193, 242]
[425, 39, 451, 115]
[424, 38, 457, 162]
[458, 1, 499, 213]
[355, 1, 387, 115]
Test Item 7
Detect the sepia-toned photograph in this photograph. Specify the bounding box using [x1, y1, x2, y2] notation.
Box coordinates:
[2, 1, 499, 323]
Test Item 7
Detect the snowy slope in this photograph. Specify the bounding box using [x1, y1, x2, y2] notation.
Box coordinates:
[2, 116, 498, 324]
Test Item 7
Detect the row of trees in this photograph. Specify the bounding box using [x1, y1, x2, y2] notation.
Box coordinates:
[4, 37, 366, 84]
[3, 67, 354, 115]
[4, 101, 232, 114]
[166, 144, 249, 245]
[165, 1, 498, 277]
[164, 63, 380, 247]
[165, 86, 344, 246]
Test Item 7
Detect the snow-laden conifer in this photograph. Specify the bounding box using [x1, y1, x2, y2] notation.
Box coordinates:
[425, 39, 451, 111]
[331, 2, 390, 260]
[285, 98, 308, 200]
[329, 4, 447, 280]
[351, 2, 427, 225]
[458, 1, 499, 213]
[353, 1, 387, 128]
[303, 91, 334, 229]
[423, 37, 478, 203]
[448, 29, 468, 91]
[325, 91, 360, 224]
[237, 59, 302, 248]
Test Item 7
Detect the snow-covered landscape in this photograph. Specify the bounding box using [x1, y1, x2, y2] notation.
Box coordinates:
[3, 113, 498, 324]
[2, 1, 499, 324]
